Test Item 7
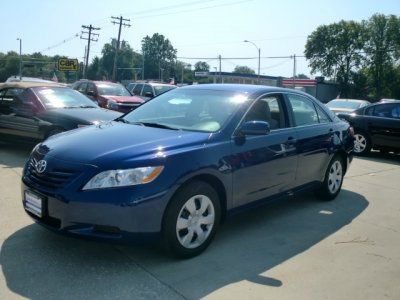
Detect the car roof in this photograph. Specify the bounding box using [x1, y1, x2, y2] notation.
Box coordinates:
[178, 83, 304, 96]
[330, 99, 369, 103]
[0, 82, 64, 89]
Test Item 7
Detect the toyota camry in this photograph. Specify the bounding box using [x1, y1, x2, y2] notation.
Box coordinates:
[22, 84, 354, 257]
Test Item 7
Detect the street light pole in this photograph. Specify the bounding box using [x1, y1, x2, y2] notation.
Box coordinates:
[244, 40, 260, 82]
[17, 38, 22, 80]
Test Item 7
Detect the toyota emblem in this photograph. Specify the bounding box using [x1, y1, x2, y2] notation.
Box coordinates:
[35, 160, 47, 173]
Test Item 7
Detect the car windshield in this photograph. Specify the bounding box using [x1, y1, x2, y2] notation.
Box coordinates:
[97, 83, 131, 96]
[326, 100, 364, 109]
[121, 88, 248, 132]
[35, 87, 98, 108]
[154, 85, 176, 95]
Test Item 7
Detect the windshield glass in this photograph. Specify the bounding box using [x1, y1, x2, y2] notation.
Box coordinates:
[122, 88, 248, 132]
[154, 85, 176, 95]
[35, 87, 98, 108]
[326, 100, 363, 109]
[97, 83, 131, 96]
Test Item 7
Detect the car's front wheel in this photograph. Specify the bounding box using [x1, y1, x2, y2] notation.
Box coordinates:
[163, 181, 221, 258]
[316, 155, 344, 200]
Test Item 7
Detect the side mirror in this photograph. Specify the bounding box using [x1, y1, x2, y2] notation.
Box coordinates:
[238, 121, 270, 136]
[87, 90, 96, 97]
[144, 91, 154, 98]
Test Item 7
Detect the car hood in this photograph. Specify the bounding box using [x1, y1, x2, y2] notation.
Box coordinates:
[47, 107, 122, 123]
[102, 95, 144, 103]
[38, 121, 210, 167]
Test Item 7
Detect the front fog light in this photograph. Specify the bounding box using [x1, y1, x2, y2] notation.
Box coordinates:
[82, 166, 164, 190]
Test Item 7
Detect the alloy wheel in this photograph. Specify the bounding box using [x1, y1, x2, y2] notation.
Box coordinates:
[328, 160, 343, 194]
[354, 134, 367, 153]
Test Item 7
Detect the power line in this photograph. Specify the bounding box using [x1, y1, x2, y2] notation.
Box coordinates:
[134, 0, 254, 20]
[111, 15, 131, 81]
[39, 33, 80, 53]
[80, 24, 100, 78]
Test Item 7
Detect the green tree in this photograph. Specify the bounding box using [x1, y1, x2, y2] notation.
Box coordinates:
[305, 20, 365, 97]
[234, 65, 255, 74]
[141, 33, 177, 81]
[363, 14, 400, 99]
[194, 61, 210, 72]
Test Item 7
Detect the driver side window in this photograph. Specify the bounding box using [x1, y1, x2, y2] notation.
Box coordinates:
[244, 94, 287, 130]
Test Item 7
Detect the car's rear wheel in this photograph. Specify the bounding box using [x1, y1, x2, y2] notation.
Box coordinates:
[353, 132, 371, 155]
[316, 155, 344, 200]
[163, 181, 221, 258]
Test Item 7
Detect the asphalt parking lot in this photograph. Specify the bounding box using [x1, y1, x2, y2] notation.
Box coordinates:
[0, 141, 399, 300]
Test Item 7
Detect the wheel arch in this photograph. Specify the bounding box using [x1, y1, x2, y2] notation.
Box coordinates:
[162, 173, 228, 231]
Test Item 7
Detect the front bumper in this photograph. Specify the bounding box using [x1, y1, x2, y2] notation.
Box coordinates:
[21, 174, 171, 244]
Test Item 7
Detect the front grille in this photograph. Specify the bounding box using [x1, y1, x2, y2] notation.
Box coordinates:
[25, 158, 77, 189]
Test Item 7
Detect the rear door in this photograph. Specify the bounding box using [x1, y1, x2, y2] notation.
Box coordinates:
[231, 93, 298, 207]
[366, 103, 400, 149]
[285, 93, 334, 186]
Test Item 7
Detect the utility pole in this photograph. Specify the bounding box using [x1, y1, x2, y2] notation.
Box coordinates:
[218, 55, 222, 83]
[142, 50, 145, 80]
[111, 16, 131, 82]
[17, 38, 22, 80]
[292, 54, 297, 88]
[80, 25, 100, 79]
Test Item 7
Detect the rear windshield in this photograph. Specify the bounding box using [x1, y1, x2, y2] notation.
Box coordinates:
[154, 85, 176, 95]
[97, 83, 131, 96]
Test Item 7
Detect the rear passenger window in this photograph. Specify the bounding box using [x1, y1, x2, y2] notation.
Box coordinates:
[287, 94, 319, 126]
[315, 105, 331, 123]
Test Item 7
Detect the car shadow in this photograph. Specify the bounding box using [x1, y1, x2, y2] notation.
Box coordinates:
[0, 140, 35, 169]
[0, 189, 368, 299]
[355, 150, 400, 166]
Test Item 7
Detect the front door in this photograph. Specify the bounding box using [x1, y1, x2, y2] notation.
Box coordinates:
[231, 94, 298, 207]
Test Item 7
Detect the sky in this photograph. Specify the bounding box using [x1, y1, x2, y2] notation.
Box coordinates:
[1, 0, 399, 78]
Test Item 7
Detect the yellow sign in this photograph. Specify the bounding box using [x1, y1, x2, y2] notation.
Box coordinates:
[58, 58, 79, 71]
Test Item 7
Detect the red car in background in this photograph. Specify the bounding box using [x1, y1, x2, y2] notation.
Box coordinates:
[72, 80, 144, 113]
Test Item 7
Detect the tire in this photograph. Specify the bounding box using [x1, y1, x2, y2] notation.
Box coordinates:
[353, 132, 371, 155]
[316, 155, 345, 201]
[163, 181, 221, 258]
[45, 128, 63, 139]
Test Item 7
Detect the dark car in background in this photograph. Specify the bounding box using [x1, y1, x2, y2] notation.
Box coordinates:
[22, 84, 354, 258]
[128, 82, 176, 101]
[72, 80, 144, 113]
[338, 101, 400, 155]
[326, 99, 370, 115]
[0, 82, 121, 141]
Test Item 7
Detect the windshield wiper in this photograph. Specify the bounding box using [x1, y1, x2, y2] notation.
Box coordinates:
[64, 105, 96, 109]
[115, 117, 131, 124]
[134, 122, 179, 130]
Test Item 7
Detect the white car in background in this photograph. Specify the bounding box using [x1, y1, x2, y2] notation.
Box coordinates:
[326, 99, 370, 114]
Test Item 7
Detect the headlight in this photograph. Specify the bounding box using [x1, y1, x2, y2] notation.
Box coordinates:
[82, 166, 164, 190]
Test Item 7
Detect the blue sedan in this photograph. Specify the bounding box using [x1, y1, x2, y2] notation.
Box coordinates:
[21, 84, 354, 257]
